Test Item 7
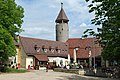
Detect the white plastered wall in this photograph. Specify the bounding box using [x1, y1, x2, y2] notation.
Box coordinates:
[48, 57, 68, 67]
[26, 57, 34, 69]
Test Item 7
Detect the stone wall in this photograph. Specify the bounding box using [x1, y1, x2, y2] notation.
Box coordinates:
[56, 23, 69, 42]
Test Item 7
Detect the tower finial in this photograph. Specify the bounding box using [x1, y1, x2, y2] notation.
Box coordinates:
[61, 2, 63, 8]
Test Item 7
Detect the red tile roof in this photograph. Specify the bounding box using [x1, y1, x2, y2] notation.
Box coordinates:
[18, 36, 102, 59]
[67, 38, 102, 58]
[34, 54, 48, 61]
[19, 36, 68, 57]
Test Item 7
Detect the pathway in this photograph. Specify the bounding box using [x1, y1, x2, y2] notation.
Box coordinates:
[0, 70, 119, 80]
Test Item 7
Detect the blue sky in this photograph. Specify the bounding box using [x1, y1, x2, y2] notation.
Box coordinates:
[16, 0, 100, 40]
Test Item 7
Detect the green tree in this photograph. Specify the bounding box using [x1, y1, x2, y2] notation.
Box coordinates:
[0, 26, 16, 62]
[85, 0, 120, 63]
[0, 0, 24, 37]
[0, 0, 24, 63]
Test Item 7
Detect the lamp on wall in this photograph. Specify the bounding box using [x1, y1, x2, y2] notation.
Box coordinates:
[75, 47, 79, 51]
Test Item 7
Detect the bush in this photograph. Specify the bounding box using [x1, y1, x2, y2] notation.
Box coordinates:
[0, 65, 4, 72]
[54, 68, 79, 74]
[35, 65, 39, 70]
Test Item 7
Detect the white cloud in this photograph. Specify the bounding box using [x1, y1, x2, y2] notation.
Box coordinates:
[80, 23, 87, 27]
[69, 22, 101, 38]
[21, 22, 55, 40]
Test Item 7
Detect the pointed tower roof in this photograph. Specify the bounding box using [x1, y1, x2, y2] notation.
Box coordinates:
[55, 3, 69, 23]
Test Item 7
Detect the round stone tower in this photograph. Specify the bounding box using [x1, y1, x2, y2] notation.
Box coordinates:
[55, 3, 69, 42]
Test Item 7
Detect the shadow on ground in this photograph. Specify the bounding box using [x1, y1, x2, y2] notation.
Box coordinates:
[56, 75, 119, 80]
[56, 75, 99, 80]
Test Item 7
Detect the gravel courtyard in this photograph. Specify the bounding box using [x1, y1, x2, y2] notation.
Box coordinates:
[0, 70, 119, 80]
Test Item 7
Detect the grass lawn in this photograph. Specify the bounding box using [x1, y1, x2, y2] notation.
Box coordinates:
[2, 68, 29, 73]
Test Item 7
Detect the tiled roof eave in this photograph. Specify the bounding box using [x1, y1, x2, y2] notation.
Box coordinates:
[34, 54, 48, 61]
[27, 53, 37, 56]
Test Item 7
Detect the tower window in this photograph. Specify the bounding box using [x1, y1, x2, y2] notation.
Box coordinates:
[62, 28, 63, 30]
[60, 32, 61, 34]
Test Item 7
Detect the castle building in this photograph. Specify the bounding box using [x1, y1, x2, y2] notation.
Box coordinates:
[11, 3, 102, 69]
[16, 36, 68, 69]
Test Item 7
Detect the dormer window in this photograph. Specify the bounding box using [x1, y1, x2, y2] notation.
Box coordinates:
[42, 47, 44, 52]
[49, 46, 54, 53]
[34, 45, 41, 53]
[44, 48, 47, 53]
[51, 49, 54, 53]
[56, 48, 58, 52]
[37, 48, 40, 52]
[49, 48, 51, 51]
[49, 46, 52, 52]
[42, 45, 47, 53]
[42, 47, 47, 53]
[58, 49, 60, 53]
[34, 45, 37, 50]
[56, 47, 60, 53]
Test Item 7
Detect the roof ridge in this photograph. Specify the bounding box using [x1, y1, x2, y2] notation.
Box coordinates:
[19, 36, 67, 44]
[68, 38, 95, 40]
[68, 38, 81, 39]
